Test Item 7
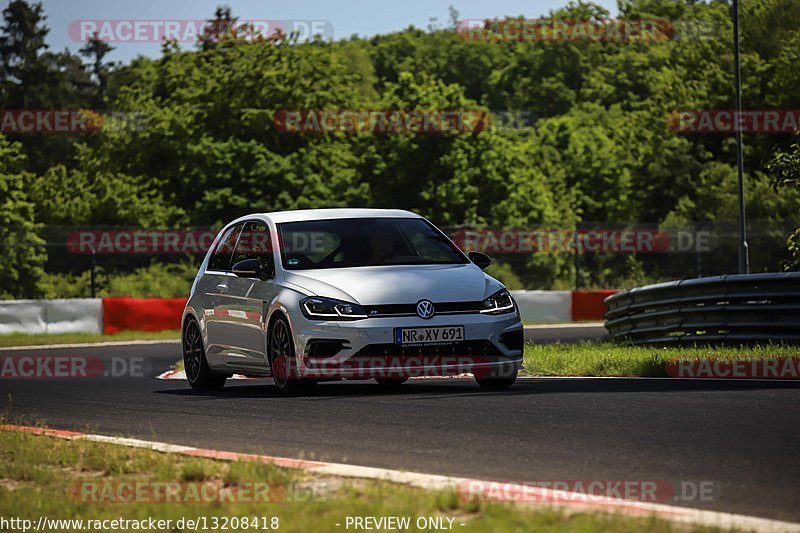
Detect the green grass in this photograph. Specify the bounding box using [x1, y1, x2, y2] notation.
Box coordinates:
[522, 342, 797, 377]
[0, 426, 714, 532]
[170, 342, 797, 379]
[0, 330, 180, 348]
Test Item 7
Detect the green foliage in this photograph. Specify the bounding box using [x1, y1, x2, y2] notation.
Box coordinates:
[2, 0, 800, 297]
[102, 261, 198, 298]
[765, 134, 800, 269]
[0, 135, 45, 298]
[38, 260, 198, 298]
[766, 137, 800, 188]
[0, 0, 93, 174]
[485, 261, 524, 290]
[37, 270, 94, 299]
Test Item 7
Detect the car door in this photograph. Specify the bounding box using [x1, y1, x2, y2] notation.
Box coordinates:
[197, 223, 243, 366]
[223, 220, 278, 371]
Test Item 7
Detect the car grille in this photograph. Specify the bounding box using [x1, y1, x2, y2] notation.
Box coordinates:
[352, 340, 502, 358]
[362, 301, 484, 317]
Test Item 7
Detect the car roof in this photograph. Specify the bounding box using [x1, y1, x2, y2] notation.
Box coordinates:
[246, 208, 422, 224]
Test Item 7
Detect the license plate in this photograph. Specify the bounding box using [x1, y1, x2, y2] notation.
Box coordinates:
[395, 326, 464, 345]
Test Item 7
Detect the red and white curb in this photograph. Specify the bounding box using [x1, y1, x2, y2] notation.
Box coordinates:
[0, 293, 613, 335]
[1, 424, 797, 532]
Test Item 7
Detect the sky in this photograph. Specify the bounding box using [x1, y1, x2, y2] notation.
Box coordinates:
[35, 0, 619, 63]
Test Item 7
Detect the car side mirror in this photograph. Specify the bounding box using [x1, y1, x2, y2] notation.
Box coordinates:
[468, 251, 492, 270]
[232, 258, 267, 279]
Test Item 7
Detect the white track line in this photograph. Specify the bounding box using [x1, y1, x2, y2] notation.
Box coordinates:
[2, 424, 797, 532]
[0, 339, 180, 351]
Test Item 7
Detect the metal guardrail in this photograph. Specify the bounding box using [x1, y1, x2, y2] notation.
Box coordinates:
[604, 272, 800, 345]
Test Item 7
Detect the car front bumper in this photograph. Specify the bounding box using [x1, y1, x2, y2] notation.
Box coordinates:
[286, 310, 524, 379]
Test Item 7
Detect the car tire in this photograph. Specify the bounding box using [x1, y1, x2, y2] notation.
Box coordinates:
[474, 366, 518, 390]
[269, 316, 312, 394]
[183, 319, 227, 391]
[375, 377, 408, 388]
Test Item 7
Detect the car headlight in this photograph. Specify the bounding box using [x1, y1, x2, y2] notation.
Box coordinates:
[301, 296, 368, 320]
[480, 289, 515, 315]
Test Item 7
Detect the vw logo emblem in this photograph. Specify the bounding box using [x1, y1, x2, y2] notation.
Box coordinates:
[416, 300, 435, 319]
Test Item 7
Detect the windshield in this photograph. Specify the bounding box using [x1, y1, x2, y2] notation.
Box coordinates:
[277, 217, 468, 270]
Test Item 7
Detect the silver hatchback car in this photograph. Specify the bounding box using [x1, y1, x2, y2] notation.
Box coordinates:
[182, 209, 524, 393]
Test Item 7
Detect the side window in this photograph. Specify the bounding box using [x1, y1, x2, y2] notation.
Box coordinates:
[232, 221, 275, 278]
[208, 224, 242, 272]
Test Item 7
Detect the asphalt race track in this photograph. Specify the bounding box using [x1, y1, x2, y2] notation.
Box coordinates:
[2, 339, 799, 524]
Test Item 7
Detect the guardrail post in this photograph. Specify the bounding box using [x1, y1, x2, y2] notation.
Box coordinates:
[90, 245, 96, 298]
[732, 0, 750, 274]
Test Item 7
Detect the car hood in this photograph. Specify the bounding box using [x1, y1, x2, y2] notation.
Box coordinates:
[282, 264, 502, 304]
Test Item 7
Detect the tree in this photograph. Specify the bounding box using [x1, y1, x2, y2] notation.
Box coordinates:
[0, 0, 48, 103]
[765, 136, 800, 269]
[0, 0, 94, 174]
[4, 0, 800, 295]
[0, 135, 45, 298]
[80, 32, 115, 107]
[198, 6, 238, 51]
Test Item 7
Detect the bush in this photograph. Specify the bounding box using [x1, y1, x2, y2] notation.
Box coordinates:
[36, 261, 199, 299]
[102, 261, 198, 298]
